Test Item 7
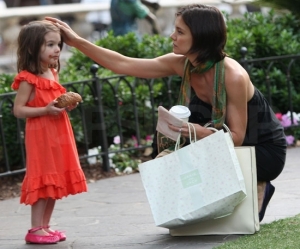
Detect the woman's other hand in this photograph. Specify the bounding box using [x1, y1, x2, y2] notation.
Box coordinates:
[168, 123, 214, 140]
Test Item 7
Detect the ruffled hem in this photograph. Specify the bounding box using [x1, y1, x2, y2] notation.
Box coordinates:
[20, 169, 88, 205]
[11, 70, 65, 93]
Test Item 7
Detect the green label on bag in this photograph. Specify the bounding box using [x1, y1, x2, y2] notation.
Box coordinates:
[180, 169, 202, 188]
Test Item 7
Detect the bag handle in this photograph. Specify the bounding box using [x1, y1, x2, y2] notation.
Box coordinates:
[203, 122, 233, 141]
[174, 122, 233, 151]
[188, 123, 197, 142]
[174, 122, 196, 150]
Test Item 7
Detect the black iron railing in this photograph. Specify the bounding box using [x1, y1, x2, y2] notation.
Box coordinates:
[0, 49, 299, 177]
[0, 66, 179, 177]
[239, 47, 300, 127]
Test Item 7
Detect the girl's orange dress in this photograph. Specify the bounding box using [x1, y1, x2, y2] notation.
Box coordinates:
[12, 70, 87, 205]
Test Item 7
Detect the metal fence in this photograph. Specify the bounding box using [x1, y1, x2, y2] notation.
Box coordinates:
[0, 50, 300, 178]
[239, 47, 300, 128]
[0, 64, 179, 177]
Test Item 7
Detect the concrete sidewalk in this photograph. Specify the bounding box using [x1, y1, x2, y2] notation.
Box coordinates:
[0, 147, 299, 249]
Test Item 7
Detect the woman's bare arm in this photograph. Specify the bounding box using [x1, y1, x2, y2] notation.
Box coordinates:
[224, 60, 251, 146]
[45, 17, 183, 79]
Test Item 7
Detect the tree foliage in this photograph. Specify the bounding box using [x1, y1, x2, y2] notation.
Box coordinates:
[253, 0, 300, 17]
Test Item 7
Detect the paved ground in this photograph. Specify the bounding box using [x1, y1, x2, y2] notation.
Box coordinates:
[0, 147, 299, 249]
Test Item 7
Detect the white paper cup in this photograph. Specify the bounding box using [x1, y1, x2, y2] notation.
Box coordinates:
[169, 105, 191, 122]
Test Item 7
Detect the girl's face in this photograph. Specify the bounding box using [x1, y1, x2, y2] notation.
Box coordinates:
[170, 16, 193, 56]
[39, 31, 61, 70]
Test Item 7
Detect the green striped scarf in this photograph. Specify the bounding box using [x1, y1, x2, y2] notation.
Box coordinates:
[178, 58, 226, 129]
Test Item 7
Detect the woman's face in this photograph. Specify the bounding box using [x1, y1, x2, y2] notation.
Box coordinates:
[170, 15, 193, 56]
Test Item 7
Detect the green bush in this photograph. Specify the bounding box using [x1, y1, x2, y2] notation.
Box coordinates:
[225, 10, 300, 114]
[0, 74, 15, 94]
[0, 74, 25, 169]
[60, 10, 300, 145]
[1, 10, 300, 169]
[59, 31, 179, 146]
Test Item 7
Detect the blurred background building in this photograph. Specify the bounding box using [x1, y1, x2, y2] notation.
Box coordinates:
[0, 0, 259, 73]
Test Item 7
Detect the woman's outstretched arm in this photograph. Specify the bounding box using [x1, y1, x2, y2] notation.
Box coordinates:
[45, 17, 183, 79]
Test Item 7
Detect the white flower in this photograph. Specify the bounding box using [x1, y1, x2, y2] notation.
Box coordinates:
[109, 152, 115, 159]
[109, 159, 116, 168]
[123, 166, 133, 174]
[87, 147, 98, 165]
[113, 135, 121, 144]
[115, 168, 122, 175]
[286, 111, 300, 121]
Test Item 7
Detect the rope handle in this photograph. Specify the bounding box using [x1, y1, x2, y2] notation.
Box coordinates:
[203, 122, 233, 142]
[175, 122, 197, 150]
[174, 122, 233, 151]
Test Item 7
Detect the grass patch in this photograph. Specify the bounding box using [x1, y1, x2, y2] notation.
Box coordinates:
[216, 214, 300, 249]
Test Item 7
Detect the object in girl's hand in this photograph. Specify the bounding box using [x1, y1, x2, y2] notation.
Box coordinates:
[55, 92, 82, 108]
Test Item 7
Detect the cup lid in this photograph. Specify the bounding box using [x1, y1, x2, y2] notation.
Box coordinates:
[169, 105, 191, 119]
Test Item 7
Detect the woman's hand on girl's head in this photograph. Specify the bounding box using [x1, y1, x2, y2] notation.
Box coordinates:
[45, 17, 79, 47]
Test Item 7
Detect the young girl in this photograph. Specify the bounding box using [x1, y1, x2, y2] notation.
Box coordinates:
[12, 20, 87, 244]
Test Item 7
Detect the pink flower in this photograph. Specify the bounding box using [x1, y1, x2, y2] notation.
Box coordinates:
[281, 114, 298, 127]
[286, 135, 295, 146]
[113, 135, 120, 145]
[145, 135, 152, 141]
[281, 114, 291, 127]
[275, 113, 282, 121]
[131, 135, 138, 148]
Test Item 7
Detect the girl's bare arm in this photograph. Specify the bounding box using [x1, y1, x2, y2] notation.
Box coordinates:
[13, 81, 62, 118]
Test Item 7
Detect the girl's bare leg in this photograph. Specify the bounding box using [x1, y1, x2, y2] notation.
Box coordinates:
[42, 198, 56, 230]
[31, 198, 48, 235]
[42, 198, 67, 241]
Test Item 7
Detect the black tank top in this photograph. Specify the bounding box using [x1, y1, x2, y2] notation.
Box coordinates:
[188, 88, 286, 146]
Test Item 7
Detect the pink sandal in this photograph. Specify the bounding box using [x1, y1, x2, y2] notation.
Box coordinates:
[44, 225, 67, 241]
[25, 226, 60, 244]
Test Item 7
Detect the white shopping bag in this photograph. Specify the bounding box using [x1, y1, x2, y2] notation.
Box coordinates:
[170, 146, 260, 235]
[138, 130, 246, 229]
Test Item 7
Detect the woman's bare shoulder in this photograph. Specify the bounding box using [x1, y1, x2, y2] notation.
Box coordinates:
[224, 57, 249, 83]
[158, 53, 186, 76]
[224, 57, 254, 100]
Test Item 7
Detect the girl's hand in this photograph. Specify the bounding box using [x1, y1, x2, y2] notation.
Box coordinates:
[66, 102, 79, 112]
[46, 100, 65, 116]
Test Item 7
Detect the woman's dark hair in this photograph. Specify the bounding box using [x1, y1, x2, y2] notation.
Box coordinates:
[176, 4, 227, 64]
[17, 20, 63, 74]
